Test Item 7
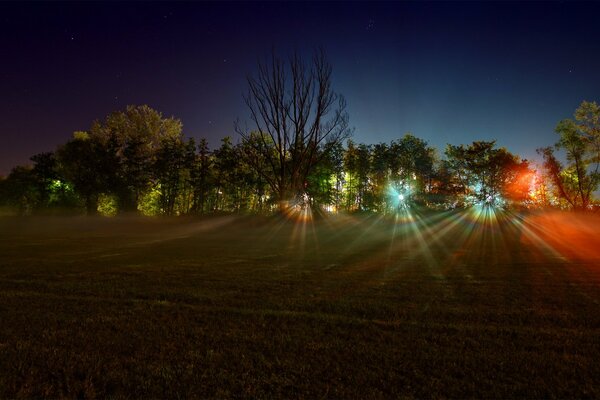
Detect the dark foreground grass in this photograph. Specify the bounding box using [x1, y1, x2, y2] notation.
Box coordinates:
[0, 209, 599, 398]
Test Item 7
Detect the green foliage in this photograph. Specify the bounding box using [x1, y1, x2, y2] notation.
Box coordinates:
[0, 166, 39, 214]
[444, 141, 524, 206]
[339, 135, 437, 212]
[57, 131, 116, 215]
[212, 137, 267, 213]
[137, 186, 162, 216]
[97, 194, 119, 216]
[153, 137, 195, 215]
[30, 152, 58, 209]
[90, 105, 184, 212]
[538, 100, 600, 210]
[4, 102, 597, 215]
[190, 138, 214, 214]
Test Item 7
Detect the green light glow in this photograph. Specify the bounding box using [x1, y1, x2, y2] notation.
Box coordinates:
[97, 194, 118, 216]
[138, 187, 162, 216]
[387, 182, 411, 211]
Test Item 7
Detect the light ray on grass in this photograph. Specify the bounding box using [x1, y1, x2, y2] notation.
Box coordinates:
[507, 212, 566, 261]
[337, 212, 388, 259]
[402, 207, 440, 274]
[288, 204, 316, 258]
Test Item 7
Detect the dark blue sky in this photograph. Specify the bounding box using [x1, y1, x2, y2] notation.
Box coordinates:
[1, 1, 599, 175]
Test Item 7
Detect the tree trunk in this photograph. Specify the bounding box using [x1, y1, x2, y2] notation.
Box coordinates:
[85, 195, 98, 216]
[118, 191, 138, 214]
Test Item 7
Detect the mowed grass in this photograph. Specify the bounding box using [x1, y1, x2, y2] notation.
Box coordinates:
[0, 209, 599, 398]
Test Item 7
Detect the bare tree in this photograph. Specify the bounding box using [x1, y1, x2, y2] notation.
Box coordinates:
[235, 49, 351, 211]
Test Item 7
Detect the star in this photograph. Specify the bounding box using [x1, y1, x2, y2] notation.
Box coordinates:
[367, 18, 375, 31]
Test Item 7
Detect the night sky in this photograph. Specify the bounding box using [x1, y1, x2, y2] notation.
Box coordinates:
[1, 1, 599, 176]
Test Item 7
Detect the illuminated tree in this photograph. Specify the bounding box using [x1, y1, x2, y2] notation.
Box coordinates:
[305, 143, 344, 211]
[341, 140, 371, 211]
[326, 141, 345, 210]
[236, 49, 351, 211]
[343, 140, 360, 210]
[153, 137, 196, 215]
[538, 101, 600, 210]
[464, 141, 499, 202]
[502, 159, 534, 205]
[0, 153, 76, 214]
[389, 134, 436, 203]
[370, 143, 389, 211]
[57, 131, 117, 215]
[445, 141, 524, 206]
[90, 105, 183, 212]
[574, 101, 600, 165]
[355, 143, 372, 210]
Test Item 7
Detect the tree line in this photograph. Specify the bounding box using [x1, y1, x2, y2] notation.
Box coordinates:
[0, 52, 598, 215]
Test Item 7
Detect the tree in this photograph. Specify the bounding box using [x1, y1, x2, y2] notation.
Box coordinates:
[499, 158, 533, 205]
[30, 152, 59, 210]
[29, 152, 79, 211]
[0, 153, 63, 213]
[212, 137, 240, 211]
[444, 144, 471, 195]
[574, 101, 600, 165]
[236, 49, 351, 211]
[445, 141, 524, 206]
[327, 141, 345, 210]
[431, 159, 463, 202]
[305, 143, 344, 211]
[153, 137, 196, 216]
[190, 138, 214, 214]
[0, 166, 39, 215]
[355, 143, 372, 210]
[369, 142, 389, 211]
[57, 131, 117, 215]
[538, 101, 600, 210]
[90, 105, 183, 212]
[341, 140, 372, 211]
[236, 136, 273, 212]
[389, 134, 436, 202]
[343, 140, 360, 210]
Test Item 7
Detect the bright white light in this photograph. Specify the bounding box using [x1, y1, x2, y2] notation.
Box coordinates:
[398, 194, 404, 201]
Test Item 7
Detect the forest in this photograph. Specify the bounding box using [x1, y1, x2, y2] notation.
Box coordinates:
[0, 99, 598, 217]
[1, 52, 598, 217]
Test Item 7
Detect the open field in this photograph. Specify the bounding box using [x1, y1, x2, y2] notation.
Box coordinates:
[0, 209, 599, 398]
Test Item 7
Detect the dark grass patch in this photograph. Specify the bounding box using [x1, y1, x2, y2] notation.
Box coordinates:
[0, 211, 599, 398]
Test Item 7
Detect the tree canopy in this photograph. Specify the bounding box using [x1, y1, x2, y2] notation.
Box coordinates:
[1, 101, 598, 216]
[235, 50, 351, 210]
[538, 101, 600, 210]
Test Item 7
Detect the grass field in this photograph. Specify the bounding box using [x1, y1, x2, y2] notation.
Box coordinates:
[0, 208, 599, 398]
